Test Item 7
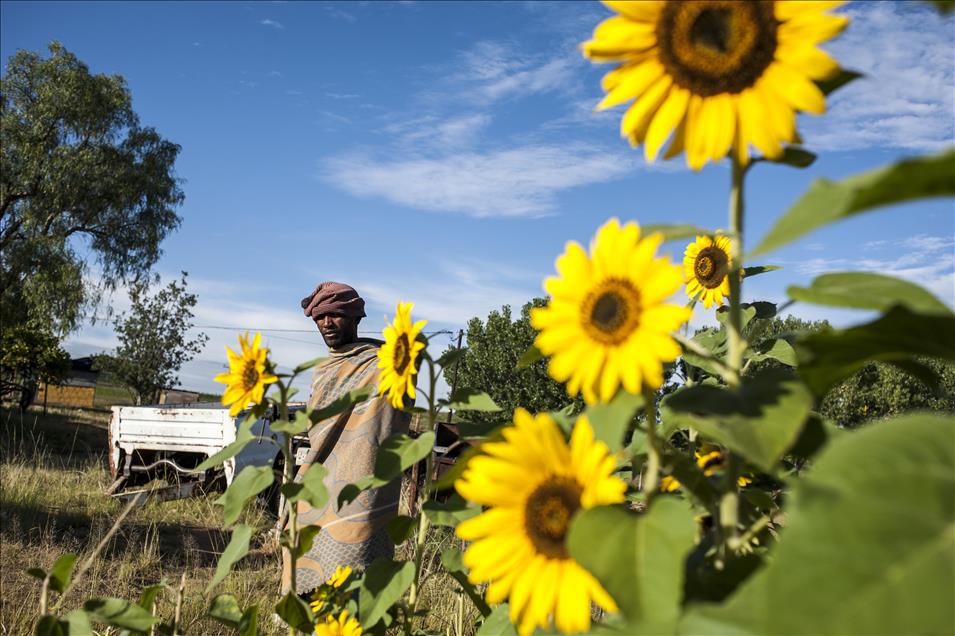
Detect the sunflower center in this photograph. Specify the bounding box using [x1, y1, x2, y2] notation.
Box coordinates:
[695, 246, 729, 289]
[581, 278, 642, 345]
[242, 364, 259, 390]
[524, 478, 583, 559]
[393, 334, 412, 375]
[657, 0, 778, 96]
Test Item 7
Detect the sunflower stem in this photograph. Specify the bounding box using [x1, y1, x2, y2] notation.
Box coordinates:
[407, 356, 438, 632]
[720, 156, 747, 554]
[641, 386, 660, 499]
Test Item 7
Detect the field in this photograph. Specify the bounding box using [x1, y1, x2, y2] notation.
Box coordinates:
[0, 406, 474, 635]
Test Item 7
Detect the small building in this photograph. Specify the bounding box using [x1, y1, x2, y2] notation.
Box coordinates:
[159, 388, 201, 405]
[36, 357, 99, 408]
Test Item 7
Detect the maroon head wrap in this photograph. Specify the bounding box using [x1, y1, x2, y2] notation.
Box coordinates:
[301, 281, 366, 319]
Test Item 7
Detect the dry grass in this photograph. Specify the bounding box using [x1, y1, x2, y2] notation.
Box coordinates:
[0, 407, 478, 635]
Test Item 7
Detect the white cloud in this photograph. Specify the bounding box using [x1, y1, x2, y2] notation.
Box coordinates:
[380, 112, 493, 150]
[802, 2, 954, 152]
[259, 18, 284, 29]
[325, 92, 360, 100]
[321, 143, 634, 218]
[781, 233, 955, 307]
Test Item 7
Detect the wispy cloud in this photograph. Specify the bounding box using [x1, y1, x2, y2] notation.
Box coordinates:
[802, 3, 954, 152]
[260, 18, 284, 29]
[782, 233, 955, 307]
[322, 143, 633, 218]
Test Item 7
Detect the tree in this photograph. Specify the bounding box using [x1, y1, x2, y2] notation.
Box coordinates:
[0, 41, 183, 339]
[0, 320, 69, 407]
[442, 299, 582, 428]
[100, 272, 208, 405]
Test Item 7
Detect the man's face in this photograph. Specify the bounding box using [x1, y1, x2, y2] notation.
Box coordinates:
[314, 313, 359, 348]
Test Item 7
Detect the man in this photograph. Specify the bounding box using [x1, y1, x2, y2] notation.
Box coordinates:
[282, 281, 411, 595]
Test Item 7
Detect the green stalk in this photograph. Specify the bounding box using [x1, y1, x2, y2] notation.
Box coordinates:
[278, 382, 298, 636]
[641, 387, 660, 499]
[406, 356, 438, 633]
[720, 156, 748, 553]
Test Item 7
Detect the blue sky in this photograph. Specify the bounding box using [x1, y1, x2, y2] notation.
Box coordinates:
[2, 1, 953, 395]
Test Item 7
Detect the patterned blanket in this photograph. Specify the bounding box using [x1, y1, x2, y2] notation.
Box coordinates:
[282, 339, 411, 594]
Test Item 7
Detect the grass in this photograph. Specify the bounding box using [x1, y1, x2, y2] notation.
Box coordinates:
[0, 406, 479, 635]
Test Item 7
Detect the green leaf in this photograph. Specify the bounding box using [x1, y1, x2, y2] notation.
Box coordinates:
[208, 594, 243, 627]
[680, 413, 955, 635]
[437, 346, 467, 368]
[195, 418, 257, 471]
[515, 344, 542, 369]
[47, 553, 77, 594]
[136, 582, 166, 612]
[741, 265, 781, 279]
[296, 525, 322, 558]
[796, 305, 955, 395]
[274, 592, 314, 633]
[662, 448, 719, 508]
[34, 615, 65, 636]
[83, 598, 158, 632]
[238, 606, 258, 636]
[386, 515, 416, 544]
[744, 338, 797, 367]
[62, 610, 93, 636]
[446, 388, 501, 412]
[764, 146, 816, 168]
[215, 465, 274, 526]
[309, 386, 372, 424]
[358, 558, 415, 628]
[293, 356, 326, 374]
[567, 498, 696, 629]
[752, 149, 955, 257]
[787, 272, 952, 316]
[282, 463, 328, 510]
[423, 493, 480, 527]
[682, 329, 728, 377]
[815, 68, 863, 96]
[641, 223, 714, 242]
[206, 524, 253, 592]
[716, 302, 776, 331]
[441, 549, 492, 618]
[476, 604, 517, 636]
[925, 0, 955, 12]
[338, 432, 435, 507]
[662, 369, 813, 472]
[585, 391, 644, 453]
[786, 413, 840, 463]
[270, 409, 311, 435]
[887, 358, 943, 395]
[27, 567, 47, 580]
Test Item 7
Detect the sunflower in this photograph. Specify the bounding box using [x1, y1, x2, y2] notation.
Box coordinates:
[455, 409, 626, 635]
[582, 0, 848, 169]
[214, 332, 278, 416]
[531, 218, 691, 404]
[684, 234, 733, 309]
[660, 444, 752, 491]
[309, 566, 353, 615]
[377, 302, 427, 409]
[314, 610, 361, 636]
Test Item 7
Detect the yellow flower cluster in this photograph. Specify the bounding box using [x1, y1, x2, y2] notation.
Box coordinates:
[660, 444, 753, 492]
[214, 332, 278, 416]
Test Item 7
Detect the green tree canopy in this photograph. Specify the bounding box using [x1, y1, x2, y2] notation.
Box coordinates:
[98, 272, 208, 405]
[442, 299, 582, 428]
[0, 41, 183, 336]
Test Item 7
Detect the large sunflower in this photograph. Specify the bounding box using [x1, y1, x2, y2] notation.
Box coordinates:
[314, 610, 361, 636]
[582, 0, 848, 169]
[684, 233, 732, 309]
[214, 332, 278, 416]
[531, 218, 691, 404]
[455, 409, 626, 635]
[377, 302, 427, 409]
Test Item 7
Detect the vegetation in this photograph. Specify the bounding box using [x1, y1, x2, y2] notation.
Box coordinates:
[96, 272, 208, 405]
[441, 298, 582, 431]
[0, 41, 183, 390]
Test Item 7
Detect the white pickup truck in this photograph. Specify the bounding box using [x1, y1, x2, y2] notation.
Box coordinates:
[107, 403, 308, 505]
